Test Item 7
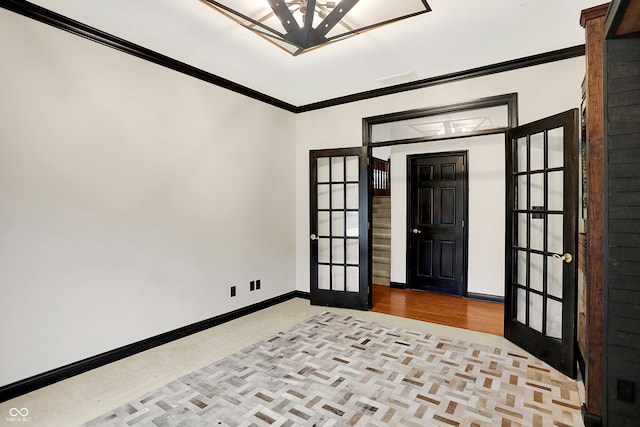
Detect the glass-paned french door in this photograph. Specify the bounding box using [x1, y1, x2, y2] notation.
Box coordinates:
[505, 109, 579, 378]
[310, 147, 370, 310]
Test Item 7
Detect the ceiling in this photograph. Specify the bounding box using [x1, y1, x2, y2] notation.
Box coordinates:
[26, 0, 604, 106]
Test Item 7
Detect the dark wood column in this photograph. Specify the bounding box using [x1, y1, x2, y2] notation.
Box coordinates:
[580, 3, 608, 422]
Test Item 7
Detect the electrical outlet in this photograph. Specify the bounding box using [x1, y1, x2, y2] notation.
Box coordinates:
[256, 279, 261, 290]
[230, 286, 236, 297]
[250, 280, 255, 291]
[617, 379, 635, 403]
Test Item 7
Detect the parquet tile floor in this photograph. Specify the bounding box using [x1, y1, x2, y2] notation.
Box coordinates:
[83, 312, 583, 426]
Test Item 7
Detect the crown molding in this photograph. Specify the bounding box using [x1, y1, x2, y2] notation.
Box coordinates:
[1, 0, 585, 113]
[0, 0, 298, 112]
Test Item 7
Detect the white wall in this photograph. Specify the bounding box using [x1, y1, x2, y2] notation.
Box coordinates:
[0, 10, 296, 387]
[389, 135, 505, 296]
[295, 57, 585, 294]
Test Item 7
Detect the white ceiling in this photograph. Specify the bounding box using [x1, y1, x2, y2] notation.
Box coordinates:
[28, 0, 603, 106]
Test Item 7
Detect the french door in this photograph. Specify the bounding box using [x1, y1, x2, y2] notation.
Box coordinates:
[309, 147, 370, 310]
[505, 109, 579, 377]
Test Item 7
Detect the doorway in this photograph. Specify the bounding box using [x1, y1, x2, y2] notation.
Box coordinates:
[310, 99, 579, 378]
[406, 151, 468, 295]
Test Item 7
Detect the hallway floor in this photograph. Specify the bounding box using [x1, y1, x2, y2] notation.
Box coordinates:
[371, 285, 504, 336]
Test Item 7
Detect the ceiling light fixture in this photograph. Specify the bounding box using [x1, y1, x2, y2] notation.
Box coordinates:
[199, 0, 431, 56]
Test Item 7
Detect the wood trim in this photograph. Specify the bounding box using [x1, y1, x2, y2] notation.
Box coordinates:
[614, 0, 640, 36]
[0, 0, 585, 113]
[604, 0, 637, 38]
[0, 290, 309, 403]
[466, 292, 504, 304]
[606, 0, 640, 37]
[580, 3, 610, 27]
[297, 46, 584, 113]
[583, 10, 606, 416]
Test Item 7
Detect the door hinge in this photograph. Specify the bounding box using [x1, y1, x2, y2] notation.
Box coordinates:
[462, 219, 465, 228]
[368, 221, 371, 230]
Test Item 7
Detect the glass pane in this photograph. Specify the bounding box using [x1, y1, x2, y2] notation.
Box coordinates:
[548, 171, 563, 211]
[517, 175, 528, 210]
[346, 212, 359, 237]
[371, 103, 509, 142]
[548, 257, 563, 299]
[318, 211, 330, 236]
[346, 266, 359, 292]
[318, 184, 330, 209]
[516, 250, 527, 286]
[548, 127, 564, 169]
[318, 265, 330, 290]
[332, 266, 345, 291]
[546, 299, 563, 339]
[530, 213, 544, 252]
[346, 184, 359, 209]
[516, 137, 527, 172]
[530, 173, 544, 210]
[331, 157, 344, 182]
[530, 132, 544, 171]
[317, 157, 330, 183]
[516, 287, 526, 324]
[516, 213, 528, 248]
[345, 156, 359, 182]
[529, 293, 543, 333]
[332, 212, 344, 237]
[346, 239, 359, 265]
[332, 184, 344, 209]
[547, 214, 563, 255]
[332, 238, 344, 264]
[318, 238, 330, 263]
[530, 253, 544, 292]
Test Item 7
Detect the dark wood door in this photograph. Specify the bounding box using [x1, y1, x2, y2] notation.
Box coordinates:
[505, 109, 579, 378]
[309, 147, 370, 310]
[407, 152, 467, 295]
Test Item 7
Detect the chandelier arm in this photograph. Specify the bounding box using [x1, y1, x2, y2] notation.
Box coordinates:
[303, 0, 317, 29]
[265, 0, 300, 35]
[299, 0, 317, 46]
[314, 0, 359, 39]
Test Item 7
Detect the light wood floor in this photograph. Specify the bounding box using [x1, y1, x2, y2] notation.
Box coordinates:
[371, 284, 504, 336]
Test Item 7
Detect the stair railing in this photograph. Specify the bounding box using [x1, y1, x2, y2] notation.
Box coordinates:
[372, 158, 391, 196]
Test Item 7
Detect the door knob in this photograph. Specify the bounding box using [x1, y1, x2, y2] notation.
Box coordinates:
[411, 228, 422, 234]
[552, 252, 573, 263]
[310, 234, 318, 241]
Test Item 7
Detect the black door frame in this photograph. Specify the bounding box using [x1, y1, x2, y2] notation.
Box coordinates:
[405, 151, 469, 295]
[363, 93, 517, 295]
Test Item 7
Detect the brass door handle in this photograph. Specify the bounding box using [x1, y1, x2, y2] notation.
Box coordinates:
[552, 252, 573, 263]
[310, 234, 318, 241]
[411, 228, 422, 234]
